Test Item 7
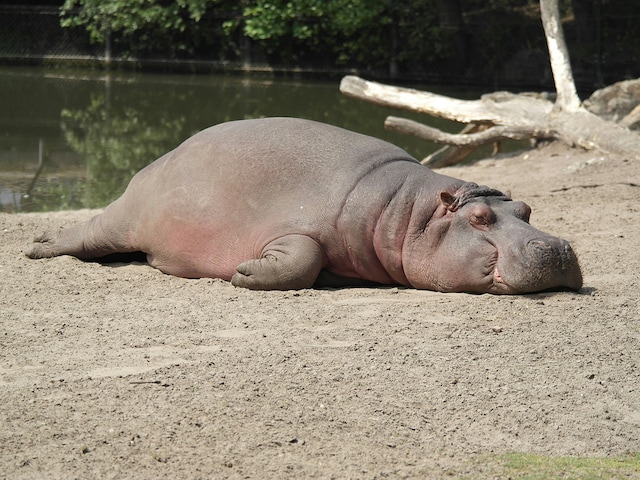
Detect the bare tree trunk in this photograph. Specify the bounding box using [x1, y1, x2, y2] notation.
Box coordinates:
[540, 0, 580, 111]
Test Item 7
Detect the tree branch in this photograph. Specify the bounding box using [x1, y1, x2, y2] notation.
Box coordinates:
[420, 124, 492, 168]
[340, 76, 552, 127]
[620, 104, 640, 129]
[385, 116, 538, 146]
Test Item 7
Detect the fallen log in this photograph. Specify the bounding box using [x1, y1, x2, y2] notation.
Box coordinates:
[415, 123, 495, 168]
[340, 75, 640, 163]
[384, 117, 534, 147]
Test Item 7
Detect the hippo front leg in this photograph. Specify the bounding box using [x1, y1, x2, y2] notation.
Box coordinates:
[231, 235, 324, 290]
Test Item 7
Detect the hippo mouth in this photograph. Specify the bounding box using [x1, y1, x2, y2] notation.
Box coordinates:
[490, 262, 518, 294]
[491, 264, 520, 294]
[484, 248, 517, 294]
[481, 249, 516, 294]
[487, 245, 530, 294]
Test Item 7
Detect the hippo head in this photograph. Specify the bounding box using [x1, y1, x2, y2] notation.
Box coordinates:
[404, 184, 583, 294]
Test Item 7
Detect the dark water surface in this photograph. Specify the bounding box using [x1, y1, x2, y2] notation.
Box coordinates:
[1, 66, 481, 212]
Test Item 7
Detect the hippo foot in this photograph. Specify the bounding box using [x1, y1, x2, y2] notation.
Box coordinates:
[231, 234, 323, 290]
[25, 232, 60, 259]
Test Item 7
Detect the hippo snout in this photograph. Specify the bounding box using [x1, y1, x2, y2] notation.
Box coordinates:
[523, 237, 583, 291]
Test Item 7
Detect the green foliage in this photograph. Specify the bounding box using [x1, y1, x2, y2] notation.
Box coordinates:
[58, 0, 640, 84]
[391, 2, 442, 65]
[61, 94, 185, 207]
[60, 0, 220, 55]
[240, 0, 387, 42]
[221, 0, 391, 67]
[58, 0, 542, 75]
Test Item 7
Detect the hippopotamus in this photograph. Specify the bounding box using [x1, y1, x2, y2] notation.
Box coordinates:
[26, 117, 582, 294]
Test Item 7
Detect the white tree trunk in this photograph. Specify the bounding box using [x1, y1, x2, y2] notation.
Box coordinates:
[539, 0, 581, 111]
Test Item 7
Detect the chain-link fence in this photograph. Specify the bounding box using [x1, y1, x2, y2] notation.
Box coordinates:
[0, 6, 103, 62]
[2, 4, 640, 87]
[0, 5, 260, 72]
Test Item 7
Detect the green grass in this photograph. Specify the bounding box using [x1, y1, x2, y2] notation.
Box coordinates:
[457, 452, 640, 479]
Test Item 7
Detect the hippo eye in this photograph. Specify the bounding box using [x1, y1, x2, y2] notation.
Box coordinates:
[469, 205, 496, 228]
[470, 214, 490, 227]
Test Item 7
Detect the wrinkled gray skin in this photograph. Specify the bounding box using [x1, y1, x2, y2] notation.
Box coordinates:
[26, 118, 582, 294]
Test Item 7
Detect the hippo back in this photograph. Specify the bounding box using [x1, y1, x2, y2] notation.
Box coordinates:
[127, 118, 422, 279]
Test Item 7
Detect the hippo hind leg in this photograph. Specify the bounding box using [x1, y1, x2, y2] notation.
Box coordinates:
[231, 234, 323, 290]
[25, 210, 135, 260]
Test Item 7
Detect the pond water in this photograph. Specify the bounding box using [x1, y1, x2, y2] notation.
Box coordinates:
[1, 66, 486, 212]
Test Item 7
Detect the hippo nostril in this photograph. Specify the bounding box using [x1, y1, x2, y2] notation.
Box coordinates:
[527, 239, 552, 251]
[559, 240, 579, 267]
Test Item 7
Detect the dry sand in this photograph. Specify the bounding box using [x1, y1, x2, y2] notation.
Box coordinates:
[1, 142, 639, 478]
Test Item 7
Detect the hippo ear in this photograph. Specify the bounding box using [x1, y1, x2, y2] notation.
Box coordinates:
[504, 190, 512, 199]
[440, 192, 458, 211]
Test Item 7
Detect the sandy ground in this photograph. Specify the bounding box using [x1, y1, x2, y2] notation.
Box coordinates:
[1, 141, 639, 479]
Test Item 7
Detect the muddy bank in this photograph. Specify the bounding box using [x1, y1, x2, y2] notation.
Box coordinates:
[1, 142, 639, 478]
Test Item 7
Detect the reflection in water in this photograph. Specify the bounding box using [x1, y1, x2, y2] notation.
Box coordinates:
[0, 67, 471, 212]
[1, 188, 22, 210]
[61, 94, 185, 206]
